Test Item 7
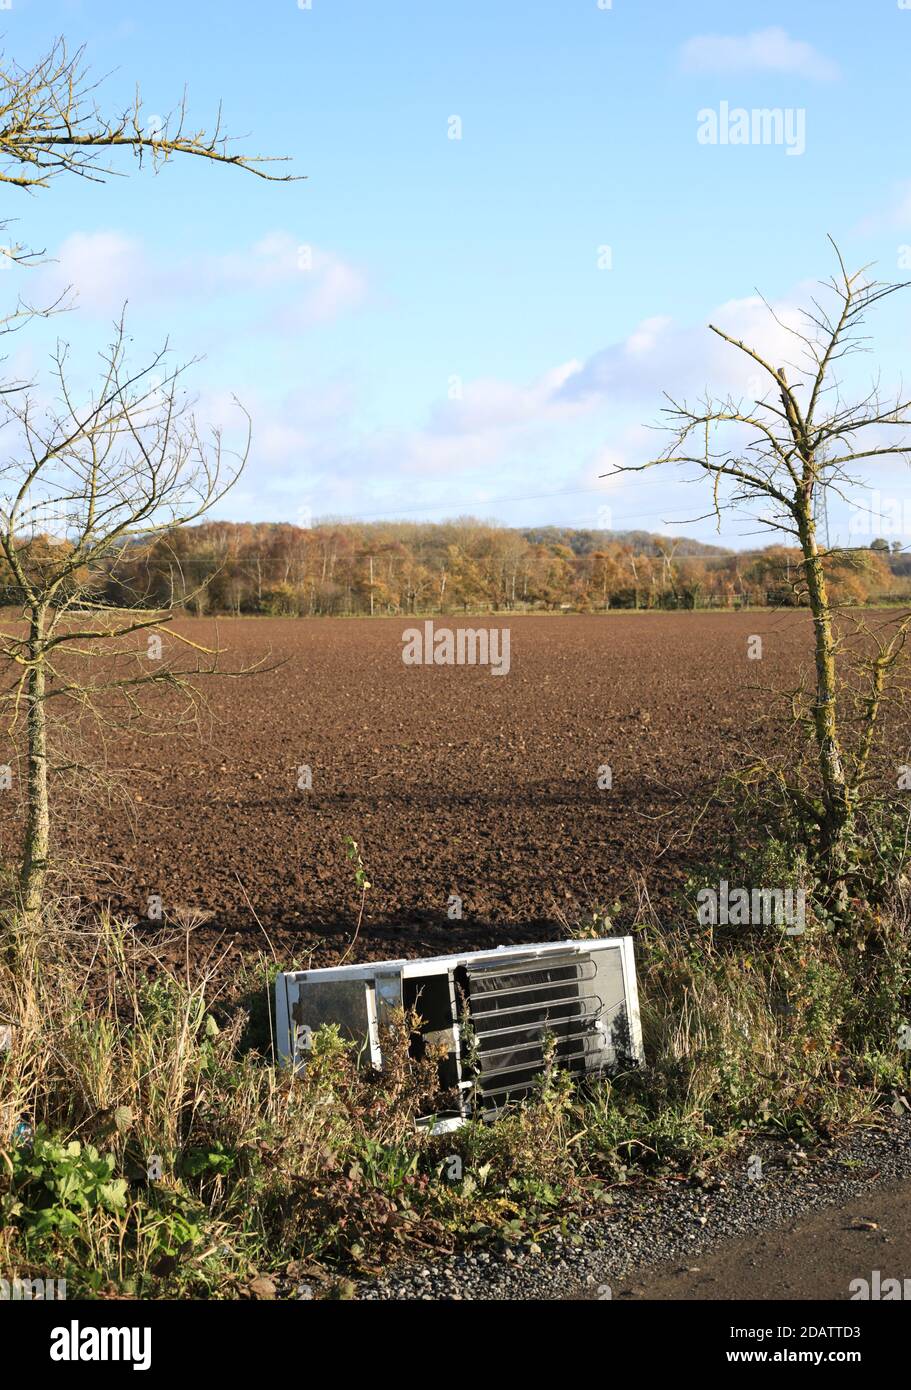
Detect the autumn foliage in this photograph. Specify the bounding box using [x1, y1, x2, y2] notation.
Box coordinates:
[18, 518, 901, 617]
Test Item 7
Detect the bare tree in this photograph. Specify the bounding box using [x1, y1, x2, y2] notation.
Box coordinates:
[0, 37, 294, 923]
[0, 322, 255, 916]
[610, 241, 911, 876]
[0, 38, 294, 191]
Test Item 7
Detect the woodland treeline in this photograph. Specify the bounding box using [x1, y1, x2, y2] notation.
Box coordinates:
[2, 519, 908, 616]
[86, 519, 910, 615]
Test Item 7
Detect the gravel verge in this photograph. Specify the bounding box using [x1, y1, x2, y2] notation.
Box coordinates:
[356, 1111, 911, 1300]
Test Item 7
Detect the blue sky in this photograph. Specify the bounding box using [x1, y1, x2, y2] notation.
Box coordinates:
[5, 0, 911, 546]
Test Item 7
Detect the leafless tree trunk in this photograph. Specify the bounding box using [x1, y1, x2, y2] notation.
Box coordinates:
[0, 323, 256, 924]
[609, 240, 911, 878]
[0, 37, 294, 927]
[21, 604, 49, 915]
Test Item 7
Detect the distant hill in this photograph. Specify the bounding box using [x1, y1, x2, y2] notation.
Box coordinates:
[520, 527, 730, 558]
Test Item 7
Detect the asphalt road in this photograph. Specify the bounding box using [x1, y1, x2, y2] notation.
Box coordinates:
[610, 1180, 911, 1300]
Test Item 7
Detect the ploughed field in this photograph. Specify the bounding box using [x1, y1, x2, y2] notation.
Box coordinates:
[0, 611, 899, 966]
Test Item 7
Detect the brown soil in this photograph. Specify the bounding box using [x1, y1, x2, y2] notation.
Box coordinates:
[0, 610, 901, 967]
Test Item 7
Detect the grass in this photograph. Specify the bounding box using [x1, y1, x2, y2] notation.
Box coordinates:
[1, 861, 910, 1299]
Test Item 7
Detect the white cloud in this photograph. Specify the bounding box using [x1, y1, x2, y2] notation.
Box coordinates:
[289, 251, 367, 327]
[426, 359, 583, 437]
[249, 294, 816, 510]
[40, 231, 154, 316]
[680, 27, 839, 82]
[557, 293, 810, 406]
[237, 267, 906, 532]
[855, 181, 911, 236]
[66, 264, 858, 541]
[195, 232, 368, 324]
[37, 230, 367, 327]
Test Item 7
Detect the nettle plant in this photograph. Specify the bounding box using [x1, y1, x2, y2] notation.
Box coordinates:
[614, 241, 911, 892]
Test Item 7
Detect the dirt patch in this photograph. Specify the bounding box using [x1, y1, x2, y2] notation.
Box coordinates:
[0, 610, 887, 966]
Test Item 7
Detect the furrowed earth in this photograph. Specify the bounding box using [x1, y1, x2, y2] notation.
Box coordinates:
[0, 610, 902, 967]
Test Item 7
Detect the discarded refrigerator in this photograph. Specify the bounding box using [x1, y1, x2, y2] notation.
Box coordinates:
[275, 937, 643, 1123]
